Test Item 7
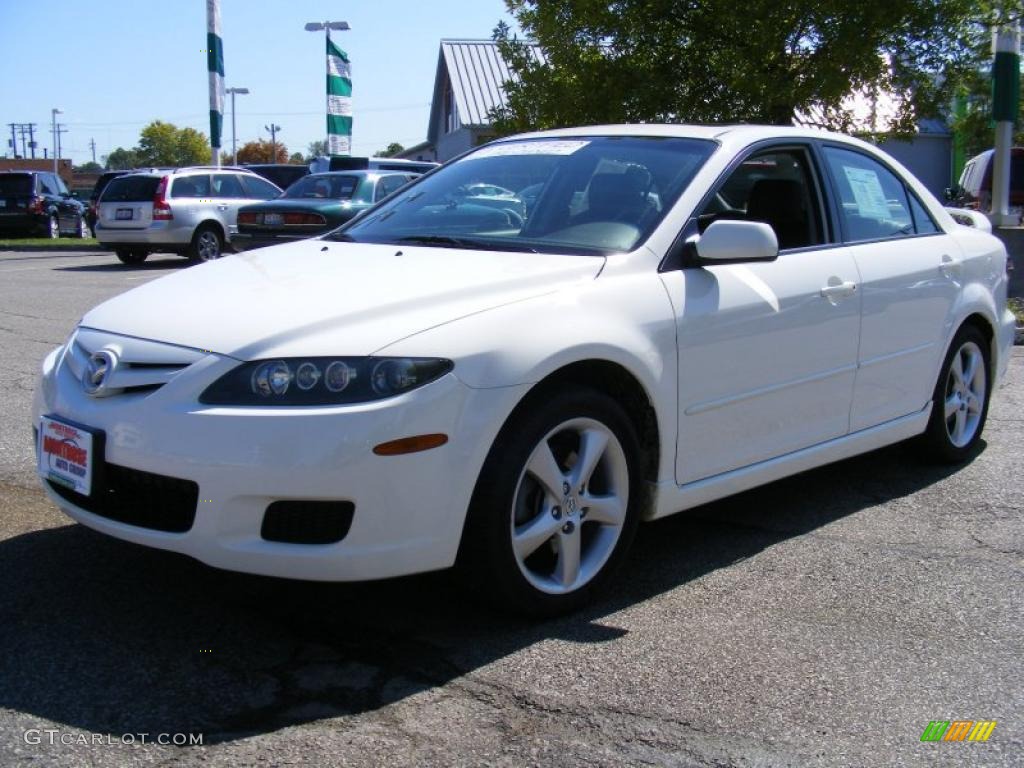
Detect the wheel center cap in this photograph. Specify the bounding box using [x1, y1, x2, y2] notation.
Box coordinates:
[563, 495, 578, 516]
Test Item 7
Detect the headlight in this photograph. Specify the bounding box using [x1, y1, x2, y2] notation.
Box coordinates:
[199, 357, 453, 406]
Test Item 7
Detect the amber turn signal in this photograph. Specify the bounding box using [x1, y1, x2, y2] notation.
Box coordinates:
[372, 433, 449, 456]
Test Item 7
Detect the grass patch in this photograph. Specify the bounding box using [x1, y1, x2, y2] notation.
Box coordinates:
[1009, 297, 1024, 326]
[0, 237, 99, 250]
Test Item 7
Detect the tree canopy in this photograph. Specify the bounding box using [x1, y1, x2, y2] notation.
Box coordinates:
[236, 139, 289, 164]
[373, 142, 406, 158]
[103, 147, 140, 170]
[137, 121, 211, 166]
[493, 0, 996, 135]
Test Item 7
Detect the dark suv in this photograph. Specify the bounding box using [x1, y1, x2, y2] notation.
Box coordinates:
[0, 171, 88, 238]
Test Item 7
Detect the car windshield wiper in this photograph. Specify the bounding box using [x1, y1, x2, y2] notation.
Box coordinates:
[394, 235, 538, 253]
[323, 231, 356, 242]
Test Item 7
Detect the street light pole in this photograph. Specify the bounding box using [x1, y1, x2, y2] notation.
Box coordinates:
[50, 108, 61, 174]
[226, 87, 249, 161]
[304, 20, 351, 156]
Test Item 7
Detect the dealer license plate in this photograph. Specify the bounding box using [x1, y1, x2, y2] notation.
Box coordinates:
[38, 415, 97, 496]
[115, 208, 133, 220]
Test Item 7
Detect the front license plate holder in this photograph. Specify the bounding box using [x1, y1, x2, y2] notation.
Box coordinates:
[37, 415, 105, 497]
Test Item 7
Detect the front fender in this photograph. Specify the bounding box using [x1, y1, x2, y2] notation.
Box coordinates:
[375, 272, 680, 483]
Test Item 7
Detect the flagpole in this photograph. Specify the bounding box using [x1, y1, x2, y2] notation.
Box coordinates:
[305, 20, 351, 158]
[206, 0, 225, 167]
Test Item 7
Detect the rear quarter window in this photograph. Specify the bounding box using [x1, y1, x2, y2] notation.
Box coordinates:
[0, 175, 33, 196]
[102, 176, 160, 202]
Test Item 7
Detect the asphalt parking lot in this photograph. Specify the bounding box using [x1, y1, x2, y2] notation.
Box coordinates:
[0, 248, 1021, 767]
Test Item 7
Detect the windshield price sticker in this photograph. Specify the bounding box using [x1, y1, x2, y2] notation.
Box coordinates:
[470, 140, 591, 160]
[38, 416, 94, 496]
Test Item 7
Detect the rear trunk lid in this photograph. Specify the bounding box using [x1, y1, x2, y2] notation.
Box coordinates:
[97, 175, 159, 229]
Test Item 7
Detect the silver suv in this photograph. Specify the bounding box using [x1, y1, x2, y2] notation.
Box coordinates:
[95, 167, 282, 265]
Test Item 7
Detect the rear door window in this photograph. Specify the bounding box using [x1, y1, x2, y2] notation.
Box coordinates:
[39, 175, 58, 195]
[822, 147, 915, 241]
[102, 176, 161, 202]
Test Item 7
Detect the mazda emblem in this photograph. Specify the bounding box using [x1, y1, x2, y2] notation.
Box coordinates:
[82, 349, 117, 396]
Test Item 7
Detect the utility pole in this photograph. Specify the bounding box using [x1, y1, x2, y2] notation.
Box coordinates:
[7, 124, 14, 158]
[265, 123, 281, 162]
[89, 138, 97, 164]
[51, 109, 62, 174]
[26, 123, 37, 158]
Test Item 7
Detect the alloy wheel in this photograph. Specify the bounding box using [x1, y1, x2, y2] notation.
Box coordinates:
[943, 340, 986, 448]
[196, 230, 221, 260]
[510, 417, 629, 595]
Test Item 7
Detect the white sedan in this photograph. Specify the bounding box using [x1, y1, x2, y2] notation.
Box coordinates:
[34, 125, 1016, 615]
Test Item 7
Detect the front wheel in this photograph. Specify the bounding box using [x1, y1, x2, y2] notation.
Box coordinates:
[47, 214, 59, 239]
[76, 215, 89, 238]
[918, 325, 991, 463]
[460, 389, 642, 616]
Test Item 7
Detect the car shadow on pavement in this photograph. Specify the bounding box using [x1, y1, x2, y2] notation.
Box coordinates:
[0, 441, 979, 744]
[55, 258, 187, 273]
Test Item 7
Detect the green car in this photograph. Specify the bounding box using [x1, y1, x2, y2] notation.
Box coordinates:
[233, 171, 418, 251]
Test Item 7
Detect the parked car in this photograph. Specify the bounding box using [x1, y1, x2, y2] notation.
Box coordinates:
[308, 156, 439, 175]
[94, 167, 282, 264]
[0, 171, 88, 238]
[947, 147, 1024, 211]
[233, 170, 417, 250]
[243, 163, 310, 191]
[34, 125, 1016, 616]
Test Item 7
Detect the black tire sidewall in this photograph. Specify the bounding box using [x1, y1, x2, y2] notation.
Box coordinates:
[921, 325, 991, 463]
[461, 388, 643, 617]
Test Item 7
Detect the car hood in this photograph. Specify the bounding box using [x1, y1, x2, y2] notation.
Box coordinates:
[81, 240, 604, 359]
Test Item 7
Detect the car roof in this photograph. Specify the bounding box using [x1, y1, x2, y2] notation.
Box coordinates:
[498, 123, 880, 146]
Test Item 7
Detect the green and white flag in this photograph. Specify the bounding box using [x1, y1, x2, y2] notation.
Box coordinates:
[327, 34, 352, 156]
[206, 0, 224, 160]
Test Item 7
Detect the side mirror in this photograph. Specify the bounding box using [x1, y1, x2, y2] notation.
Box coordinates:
[694, 220, 779, 264]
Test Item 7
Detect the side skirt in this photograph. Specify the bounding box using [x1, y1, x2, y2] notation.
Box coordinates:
[647, 405, 931, 520]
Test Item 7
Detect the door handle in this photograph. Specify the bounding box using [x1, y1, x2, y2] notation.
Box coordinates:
[940, 254, 962, 276]
[217, 204, 229, 211]
[820, 280, 857, 299]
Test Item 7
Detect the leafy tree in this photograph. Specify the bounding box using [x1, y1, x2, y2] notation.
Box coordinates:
[75, 161, 103, 173]
[136, 120, 211, 166]
[306, 140, 327, 160]
[373, 142, 405, 158]
[236, 139, 288, 164]
[104, 147, 140, 170]
[220, 152, 236, 165]
[492, 0, 992, 135]
[288, 151, 306, 164]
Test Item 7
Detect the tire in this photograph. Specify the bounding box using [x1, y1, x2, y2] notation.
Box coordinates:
[917, 324, 991, 463]
[76, 215, 89, 239]
[47, 214, 59, 239]
[115, 248, 148, 265]
[460, 388, 643, 617]
[188, 225, 223, 262]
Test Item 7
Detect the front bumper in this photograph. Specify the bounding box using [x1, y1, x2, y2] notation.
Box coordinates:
[34, 341, 526, 581]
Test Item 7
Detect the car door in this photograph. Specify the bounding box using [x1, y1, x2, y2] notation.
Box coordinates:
[819, 145, 960, 432]
[50, 173, 77, 230]
[211, 173, 251, 237]
[671, 144, 862, 484]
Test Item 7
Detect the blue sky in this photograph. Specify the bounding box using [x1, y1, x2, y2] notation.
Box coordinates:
[0, 0, 515, 164]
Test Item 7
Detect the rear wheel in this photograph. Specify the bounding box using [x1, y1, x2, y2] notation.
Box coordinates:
[47, 215, 59, 239]
[918, 325, 991, 463]
[460, 388, 642, 616]
[76, 215, 89, 238]
[189, 225, 223, 262]
[115, 248, 148, 265]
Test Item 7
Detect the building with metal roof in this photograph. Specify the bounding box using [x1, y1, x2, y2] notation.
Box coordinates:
[398, 39, 541, 163]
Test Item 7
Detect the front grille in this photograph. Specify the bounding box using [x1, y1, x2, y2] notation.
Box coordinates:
[261, 500, 355, 544]
[48, 463, 198, 533]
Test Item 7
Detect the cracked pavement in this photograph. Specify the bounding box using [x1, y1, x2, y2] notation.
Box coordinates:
[0, 249, 1021, 767]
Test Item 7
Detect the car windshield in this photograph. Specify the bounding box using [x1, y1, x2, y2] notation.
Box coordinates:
[284, 174, 360, 200]
[331, 136, 716, 255]
[0, 175, 33, 196]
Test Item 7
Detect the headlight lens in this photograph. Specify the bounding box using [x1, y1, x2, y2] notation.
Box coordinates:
[200, 357, 453, 405]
